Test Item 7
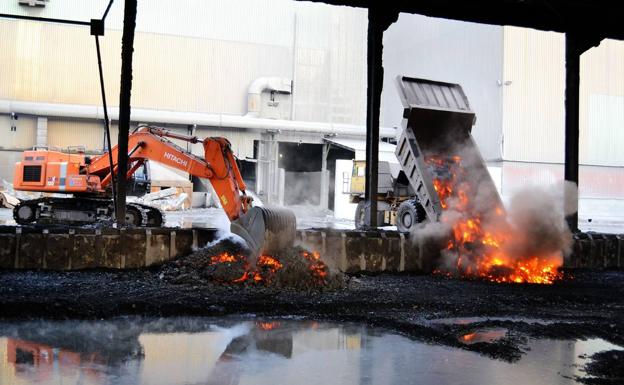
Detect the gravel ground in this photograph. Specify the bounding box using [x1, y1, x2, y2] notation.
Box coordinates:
[1, 266, 623, 354]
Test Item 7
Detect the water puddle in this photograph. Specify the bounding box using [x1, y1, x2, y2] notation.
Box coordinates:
[0, 317, 620, 385]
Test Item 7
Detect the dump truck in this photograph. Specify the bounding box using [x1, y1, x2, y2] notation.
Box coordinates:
[349, 160, 422, 230]
[11, 126, 296, 258]
[351, 76, 501, 232]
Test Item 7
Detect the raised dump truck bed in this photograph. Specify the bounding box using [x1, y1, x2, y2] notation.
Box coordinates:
[394, 76, 502, 222]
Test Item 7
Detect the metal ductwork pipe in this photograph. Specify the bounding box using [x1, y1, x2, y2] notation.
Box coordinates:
[0, 99, 397, 138]
[246, 77, 292, 117]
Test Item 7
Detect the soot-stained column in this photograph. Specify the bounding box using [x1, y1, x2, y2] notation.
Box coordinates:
[115, 0, 138, 226]
[364, 7, 397, 228]
[564, 33, 601, 232]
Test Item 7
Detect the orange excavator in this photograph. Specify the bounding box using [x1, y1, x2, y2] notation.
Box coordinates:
[11, 125, 296, 257]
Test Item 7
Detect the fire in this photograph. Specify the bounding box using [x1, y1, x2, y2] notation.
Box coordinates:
[257, 321, 281, 330]
[301, 251, 329, 283]
[426, 155, 564, 284]
[207, 250, 329, 285]
[254, 255, 283, 283]
[462, 332, 476, 342]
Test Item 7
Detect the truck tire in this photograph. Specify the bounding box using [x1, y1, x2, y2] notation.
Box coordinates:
[355, 201, 366, 229]
[354, 201, 385, 229]
[396, 199, 426, 232]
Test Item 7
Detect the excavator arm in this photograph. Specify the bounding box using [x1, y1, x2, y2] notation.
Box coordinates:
[88, 127, 251, 221]
[88, 126, 295, 258]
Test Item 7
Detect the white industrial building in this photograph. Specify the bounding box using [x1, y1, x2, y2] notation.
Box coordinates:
[0, 0, 622, 225]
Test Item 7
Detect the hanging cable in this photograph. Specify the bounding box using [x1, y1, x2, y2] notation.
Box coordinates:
[95, 34, 117, 217]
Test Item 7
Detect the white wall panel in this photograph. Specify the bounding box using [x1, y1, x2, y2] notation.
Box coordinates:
[0, 0, 368, 127]
[501, 26, 565, 163]
[383, 13, 504, 161]
[580, 39, 624, 167]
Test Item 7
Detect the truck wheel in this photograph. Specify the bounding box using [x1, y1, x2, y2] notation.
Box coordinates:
[354, 201, 385, 229]
[355, 201, 366, 229]
[396, 199, 426, 232]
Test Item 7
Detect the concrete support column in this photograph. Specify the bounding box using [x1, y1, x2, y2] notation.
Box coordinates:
[364, 7, 397, 228]
[320, 143, 330, 209]
[36, 117, 47, 147]
[564, 33, 601, 232]
[256, 131, 279, 205]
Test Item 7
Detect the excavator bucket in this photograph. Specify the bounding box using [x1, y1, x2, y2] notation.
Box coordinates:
[230, 206, 297, 260]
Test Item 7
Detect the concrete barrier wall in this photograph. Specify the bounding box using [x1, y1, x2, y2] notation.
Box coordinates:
[296, 229, 440, 273]
[296, 229, 624, 273]
[568, 233, 624, 269]
[0, 225, 621, 272]
[0, 226, 219, 270]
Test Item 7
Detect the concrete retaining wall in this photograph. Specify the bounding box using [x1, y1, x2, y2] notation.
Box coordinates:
[0, 225, 621, 272]
[568, 232, 624, 269]
[0, 226, 219, 270]
[296, 229, 440, 273]
[297, 229, 624, 273]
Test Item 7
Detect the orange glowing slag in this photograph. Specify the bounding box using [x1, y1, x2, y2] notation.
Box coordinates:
[254, 255, 284, 283]
[207, 250, 328, 285]
[426, 155, 563, 284]
[462, 332, 476, 342]
[257, 321, 281, 330]
[302, 251, 329, 283]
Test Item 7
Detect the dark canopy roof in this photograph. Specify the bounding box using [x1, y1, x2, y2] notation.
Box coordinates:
[297, 0, 622, 41]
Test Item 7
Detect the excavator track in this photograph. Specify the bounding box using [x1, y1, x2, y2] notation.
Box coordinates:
[13, 197, 164, 227]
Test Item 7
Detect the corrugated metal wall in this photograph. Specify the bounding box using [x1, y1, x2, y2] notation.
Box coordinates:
[47, 119, 105, 152]
[194, 127, 258, 159]
[0, 0, 367, 121]
[0, 115, 36, 150]
[382, 13, 504, 161]
[501, 27, 566, 163]
[503, 29, 624, 167]
[580, 39, 624, 167]
[293, 3, 368, 124]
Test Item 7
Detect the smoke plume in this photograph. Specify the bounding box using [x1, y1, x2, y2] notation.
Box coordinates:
[410, 141, 574, 282]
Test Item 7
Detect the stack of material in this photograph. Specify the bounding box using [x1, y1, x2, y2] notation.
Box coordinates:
[160, 236, 345, 290]
[146, 162, 193, 211]
[131, 187, 188, 211]
[0, 179, 20, 209]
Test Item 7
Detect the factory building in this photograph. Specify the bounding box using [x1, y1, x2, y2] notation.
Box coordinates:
[1, 0, 623, 215]
[0, 0, 397, 209]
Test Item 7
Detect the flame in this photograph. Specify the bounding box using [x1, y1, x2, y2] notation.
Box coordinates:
[302, 251, 329, 283]
[208, 252, 249, 283]
[257, 321, 281, 330]
[253, 255, 283, 283]
[426, 155, 563, 284]
[206, 250, 328, 285]
[462, 332, 476, 342]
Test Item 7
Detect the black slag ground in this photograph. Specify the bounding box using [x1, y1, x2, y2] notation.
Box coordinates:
[0, 246, 622, 384]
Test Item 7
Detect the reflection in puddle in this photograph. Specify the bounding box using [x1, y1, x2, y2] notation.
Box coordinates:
[0, 317, 621, 385]
[460, 328, 507, 344]
[431, 316, 562, 325]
